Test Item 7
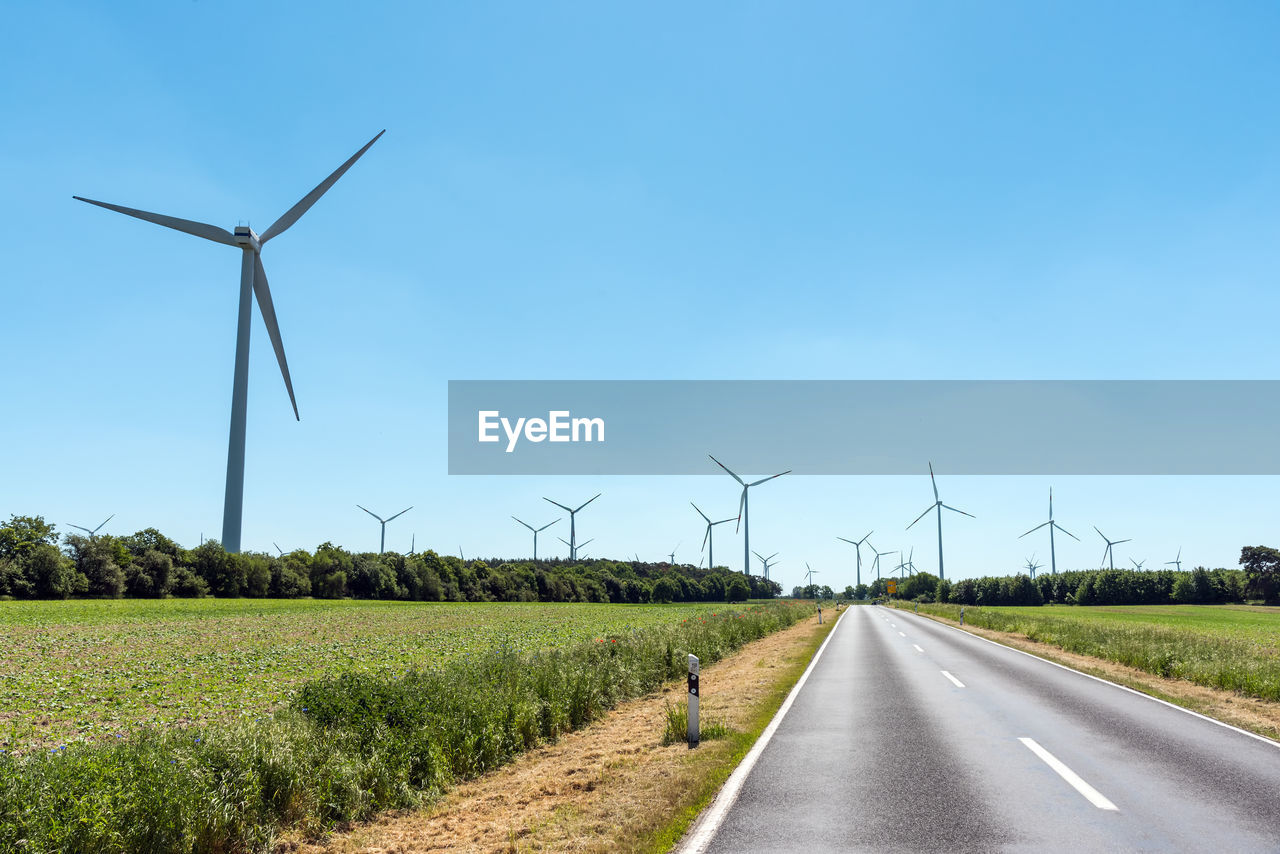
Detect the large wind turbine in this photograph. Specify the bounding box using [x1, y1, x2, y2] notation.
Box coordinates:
[709, 455, 790, 576]
[907, 462, 974, 580]
[692, 503, 737, 572]
[512, 517, 557, 560]
[1094, 527, 1131, 571]
[753, 550, 779, 580]
[1166, 548, 1183, 572]
[357, 504, 412, 555]
[68, 514, 114, 539]
[1018, 488, 1078, 575]
[543, 494, 600, 560]
[74, 131, 384, 553]
[836, 531, 873, 587]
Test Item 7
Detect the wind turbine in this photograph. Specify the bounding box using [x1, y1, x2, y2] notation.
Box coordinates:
[512, 517, 557, 560]
[669, 544, 680, 565]
[1094, 527, 1131, 571]
[68, 514, 114, 539]
[560, 537, 593, 559]
[1130, 558, 1146, 570]
[1166, 548, 1183, 572]
[907, 462, 974, 580]
[692, 503, 737, 572]
[409, 534, 416, 556]
[709, 455, 790, 576]
[1018, 488, 1079, 575]
[753, 551, 779, 580]
[868, 542, 892, 581]
[836, 531, 873, 587]
[1024, 555, 1043, 578]
[892, 552, 908, 578]
[357, 505, 412, 555]
[273, 542, 284, 557]
[543, 494, 601, 560]
[904, 547, 917, 575]
[805, 562, 819, 596]
[75, 131, 384, 553]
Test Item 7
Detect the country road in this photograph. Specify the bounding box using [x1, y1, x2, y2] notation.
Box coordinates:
[681, 605, 1280, 853]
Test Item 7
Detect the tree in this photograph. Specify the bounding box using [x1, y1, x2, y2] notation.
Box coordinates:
[24, 543, 81, 598]
[125, 549, 173, 597]
[0, 515, 58, 561]
[1240, 546, 1280, 603]
[725, 575, 751, 603]
[652, 576, 680, 603]
[65, 534, 125, 597]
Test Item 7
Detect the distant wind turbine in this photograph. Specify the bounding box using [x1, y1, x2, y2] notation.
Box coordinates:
[907, 462, 974, 580]
[669, 544, 681, 565]
[273, 542, 284, 557]
[512, 517, 557, 560]
[868, 541, 892, 581]
[836, 531, 873, 587]
[68, 514, 114, 539]
[75, 131, 384, 553]
[559, 536, 593, 557]
[709, 455, 790, 576]
[1019, 488, 1079, 575]
[409, 534, 416, 556]
[904, 547, 917, 575]
[692, 503, 737, 572]
[753, 550, 779, 580]
[1094, 527, 1131, 571]
[1024, 555, 1043, 578]
[357, 504, 412, 555]
[1130, 558, 1146, 570]
[1165, 548, 1183, 572]
[543, 494, 600, 560]
[805, 562, 819, 595]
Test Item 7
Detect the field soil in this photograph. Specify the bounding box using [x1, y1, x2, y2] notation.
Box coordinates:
[908, 609, 1280, 741]
[282, 609, 833, 853]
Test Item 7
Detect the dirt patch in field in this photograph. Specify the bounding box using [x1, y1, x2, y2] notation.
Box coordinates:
[913, 611, 1280, 741]
[281, 613, 830, 854]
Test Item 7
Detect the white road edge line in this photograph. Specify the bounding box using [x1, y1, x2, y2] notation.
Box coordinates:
[1019, 737, 1118, 811]
[676, 604, 849, 854]
[913, 644, 924, 653]
[941, 670, 965, 688]
[898, 631, 906, 637]
[894, 609, 1280, 750]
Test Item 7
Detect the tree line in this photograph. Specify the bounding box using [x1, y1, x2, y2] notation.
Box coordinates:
[0, 515, 781, 604]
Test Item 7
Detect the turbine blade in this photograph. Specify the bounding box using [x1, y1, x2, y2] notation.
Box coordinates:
[837, 537, 855, 545]
[385, 506, 413, 523]
[536, 520, 558, 532]
[511, 516, 535, 532]
[261, 130, 385, 243]
[708, 454, 745, 485]
[543, 497, 572, 512]
[691, 502, 711, 523]
[859, 531, 873, 544]
[929, 461, 939, 502]
[1055, 523, 1080, 541]
[73, 196, 237, 246]
[1019, 521, 1050, 538]
[251, 254, 299, 420]
[907, 504, 935, 530]
[574, 493, 602, 512]
[715, 517, 736, 525]
[1115, 538, 1132, 545]
[735, 488, 746, 532]
[1094, 526, 1107, 542]
[748, 470, 791, 487]
[942, 504, 975, 519]
[702, 527, 710, 550]
[357, 505, 383, 522]
[97, 514, 115, 531]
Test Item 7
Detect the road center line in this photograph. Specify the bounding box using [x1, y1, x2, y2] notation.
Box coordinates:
[913, 644, 924, 653]
[898, 631, 906, 637]
[940, 670, 965, 688]
[1019, 737, 1118, 811]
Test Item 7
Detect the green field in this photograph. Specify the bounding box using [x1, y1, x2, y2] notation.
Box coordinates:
[0, 598, 744, 752]
[894, 601, 1280, 702]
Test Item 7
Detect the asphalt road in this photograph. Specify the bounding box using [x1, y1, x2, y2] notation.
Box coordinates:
[683, 604, 1280, 853]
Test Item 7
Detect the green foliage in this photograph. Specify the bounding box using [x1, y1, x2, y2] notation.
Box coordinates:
[890, 600, 1280, 702]
[1240, 546, 1280, 603]
[0, 515, 58, 561]
[942, 567, 1247, 607]
[0, 602, 805, 853]
[661, 699, 732, 746]
[725, 575, 751, 603]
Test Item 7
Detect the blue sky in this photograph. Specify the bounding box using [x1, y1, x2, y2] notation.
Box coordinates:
[2, 2, 1278, 590]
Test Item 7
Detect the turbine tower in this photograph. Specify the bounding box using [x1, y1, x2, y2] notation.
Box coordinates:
[512, 517, 557, 560]
[74, 131, 384, 553]
[1024, 555, 1043, 579]
[1018, 488, 1078, 575]
[709, 455, 790, 576]
[1166, 548, 1183, 572]
[753, 550, 779, 580]
[68, 514, 114, 539]
[692, 503, 737, 572]
[1094, 527, 1131, 571]
[836, 530, 873, 587]
[543, 494, 600, 560]
[907, 462, 974, 580]
[357, 504, 412, 555]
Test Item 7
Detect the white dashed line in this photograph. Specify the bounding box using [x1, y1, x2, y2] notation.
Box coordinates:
[1019, 737, 1118, 811]
[940, 670, 965, 688]
[898, 631, 906, 637]
[913, 644, 924, 653]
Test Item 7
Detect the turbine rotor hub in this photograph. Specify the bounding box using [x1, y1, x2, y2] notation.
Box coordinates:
[233, 226, 261, 251]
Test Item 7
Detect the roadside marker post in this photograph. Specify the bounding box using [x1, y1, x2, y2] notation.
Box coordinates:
[688, 654, 700, 748]
[817, 606, 823, 624]
[960, 606, 965, 626]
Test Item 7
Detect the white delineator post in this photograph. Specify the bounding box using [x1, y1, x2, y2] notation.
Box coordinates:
[688, 654, 700, 748]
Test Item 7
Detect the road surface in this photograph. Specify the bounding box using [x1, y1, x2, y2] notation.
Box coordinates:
[682, 605, 1280, 853]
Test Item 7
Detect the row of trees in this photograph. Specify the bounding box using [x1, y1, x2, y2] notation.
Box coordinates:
[0, 515, 780, 604]
[870, 546, 1279, 606]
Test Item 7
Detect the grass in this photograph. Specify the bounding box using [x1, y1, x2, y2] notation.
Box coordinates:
[0, 601, 807, 853]
[888, 601, 1280, 702]
[660, 699, 732, 747]
[0, 598, 764, 752]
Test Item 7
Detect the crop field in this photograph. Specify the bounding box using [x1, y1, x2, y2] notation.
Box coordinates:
[896, 601, 1280, 701]
[0, 598, 748, 752]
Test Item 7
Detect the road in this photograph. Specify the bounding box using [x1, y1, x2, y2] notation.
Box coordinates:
[681, 604, 1280, 853]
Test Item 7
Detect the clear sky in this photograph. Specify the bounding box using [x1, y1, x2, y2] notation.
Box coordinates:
[3, 2, 1278, 591]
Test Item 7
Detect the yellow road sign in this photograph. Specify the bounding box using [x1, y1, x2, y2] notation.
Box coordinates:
[887, 580, 897, 594]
